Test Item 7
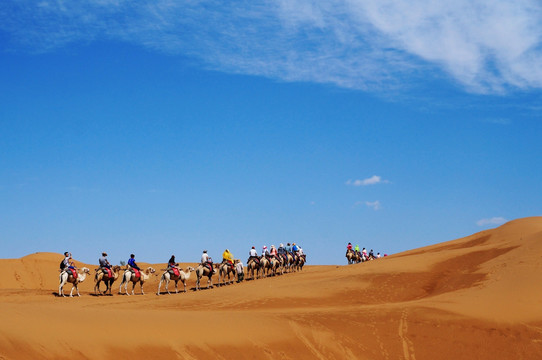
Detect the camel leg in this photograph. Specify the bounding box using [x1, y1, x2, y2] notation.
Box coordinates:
[157, 279, 162, 295]
[118, 276, 125, 294]
[140, 281, 144, 295]
[59, 275, 66, 297]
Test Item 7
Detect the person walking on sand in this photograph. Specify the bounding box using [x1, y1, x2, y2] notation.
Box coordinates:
[235, 260, 244, 283]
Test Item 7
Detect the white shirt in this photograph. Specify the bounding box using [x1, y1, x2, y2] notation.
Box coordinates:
[201, 253, 209, 264]
[249, 249, 257, 257]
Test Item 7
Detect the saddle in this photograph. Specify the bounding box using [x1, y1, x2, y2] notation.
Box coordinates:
[101, 267, 112, 278]
[205, 262, 213, 276]
[168, 267, 180, 277]
[68, 268, 77, 279]
[132, 268, 141, 278]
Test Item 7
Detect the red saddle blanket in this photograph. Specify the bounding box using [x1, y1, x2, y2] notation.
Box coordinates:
[133, 269, 140, 277]
[69, 268, 77, 279]
[104, 268, 112, 278]
[170, 268, 180, 277]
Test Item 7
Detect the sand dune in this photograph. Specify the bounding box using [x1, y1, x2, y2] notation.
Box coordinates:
[1, 217, 542, 359]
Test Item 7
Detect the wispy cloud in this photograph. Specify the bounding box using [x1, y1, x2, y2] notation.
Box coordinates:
[365, 200, 382, 210]
[346, 175, 389, 186]
[2, 1, 542, 93]
[353, 200, 382, 210]
[476, 217, 507, 226]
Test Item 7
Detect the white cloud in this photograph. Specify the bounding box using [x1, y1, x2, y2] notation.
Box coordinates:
[346, 175, 389, 186]
[2, 0, 542, 93]
[365, 201, 382, 210]
[476, 217, 507, 226]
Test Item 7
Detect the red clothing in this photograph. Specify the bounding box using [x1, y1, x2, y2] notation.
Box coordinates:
[347, 244, 353, 250]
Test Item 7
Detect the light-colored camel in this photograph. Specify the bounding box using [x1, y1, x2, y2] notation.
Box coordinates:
[195, 263, 216, 290]
[246, 258, 260, 280]
[58, 267, 90, 297]
[94, 265, 121, 295]
[156, 266, 195, 295]
[286, 253, 296, 273]
[118, 266, 156, 295]
[270, 258, 282, 276]
[346, 249, 356, 264]
[217, 261, 236, 286]
[260, 257, 272, 278]
[297, 255, 306, 271]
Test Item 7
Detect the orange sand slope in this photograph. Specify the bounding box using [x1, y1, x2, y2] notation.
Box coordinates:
[1, 217, 542, 359]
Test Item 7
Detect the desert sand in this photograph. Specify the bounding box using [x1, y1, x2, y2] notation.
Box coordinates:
[1, 217, 542, 359]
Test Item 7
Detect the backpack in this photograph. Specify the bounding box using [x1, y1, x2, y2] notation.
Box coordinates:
[60, 259, 66, 270]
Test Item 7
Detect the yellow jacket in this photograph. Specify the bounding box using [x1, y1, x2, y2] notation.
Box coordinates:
[222, 250, 233, 262]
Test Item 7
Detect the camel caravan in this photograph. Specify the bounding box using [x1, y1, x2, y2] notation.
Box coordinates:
[56, 244, 307, 297]
[345, 243, 385, 264]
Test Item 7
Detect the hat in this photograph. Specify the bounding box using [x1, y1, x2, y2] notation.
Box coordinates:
[292, 243, 296, 245]
[280, 243, 283, 247]
[252, 246, 255, 249]
[102, 252, 107, 256]
[263, 246, 267, 249]
[203, 250, 207, 253]
[271, 245, 275, 248]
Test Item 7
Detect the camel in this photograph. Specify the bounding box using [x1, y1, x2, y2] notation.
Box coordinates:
[58, 267, 90, 297]
[297, 255, 306, 271]
[259, 257, 272, 278]
[94, 265, 121, 295]
[217, 261, 236, 286]
[156, 266, 195, 295]
[195, 263, 216, 290]
[118, 266, 156, 295]
[246, 258, 260, 280]
[268, 257, 281, 276]
[346, 249, 356, 264]
[286, 253, 296, 273]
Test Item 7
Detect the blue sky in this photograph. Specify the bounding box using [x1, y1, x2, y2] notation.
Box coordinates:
[1, 1, 541, 265]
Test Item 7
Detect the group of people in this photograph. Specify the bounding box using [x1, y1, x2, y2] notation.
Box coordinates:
[346, 242, 384, 262]
[248, 242, 306, 267]
[60, 243, 307, 282]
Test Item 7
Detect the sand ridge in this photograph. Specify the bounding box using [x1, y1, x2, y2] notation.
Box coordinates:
[1, 217, 542, 359]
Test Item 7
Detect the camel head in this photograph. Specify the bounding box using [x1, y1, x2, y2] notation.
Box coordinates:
[112, 265, 121, 272]
[145, 267, 156, 274]
[81, 267, 90, 275]
[185, 266, 195, 272]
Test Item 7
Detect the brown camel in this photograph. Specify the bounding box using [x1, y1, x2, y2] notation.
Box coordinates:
[297, 255, 306, 271]
[118, 266, 156, 295]
[246, 258, 261, 280]
[346, 249, 359, 264]
[195, 263, 216, 290]
[260, 257, 272, 278]
[217, 261, 236, 286]
[286, 253, 296, 273]
[156, 266, 195, 295]
[94, 265, 121, 295]
[58, 267, 90, 297]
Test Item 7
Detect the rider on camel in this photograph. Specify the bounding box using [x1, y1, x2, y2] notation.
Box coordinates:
[346, 242, 353, 256]
[201, 250, 213, 273]
[248, 246, 259, 265]
[127, 254, 140, 272]
[99, 252, 112, 277]
[222, 249, 234, 267]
